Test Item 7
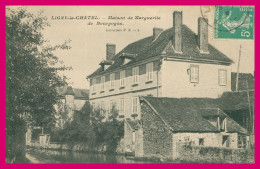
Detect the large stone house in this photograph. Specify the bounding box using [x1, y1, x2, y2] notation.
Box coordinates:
[86, 11, 254, 158]
[130, 96, 249, 159]
[87, 11, 233, 120]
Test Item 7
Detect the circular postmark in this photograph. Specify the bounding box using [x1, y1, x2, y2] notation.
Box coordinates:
[200, 6, 251, 33]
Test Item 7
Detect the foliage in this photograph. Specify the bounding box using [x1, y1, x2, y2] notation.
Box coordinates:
[51, 102, 124, 153]
[6, 7, 70, 162]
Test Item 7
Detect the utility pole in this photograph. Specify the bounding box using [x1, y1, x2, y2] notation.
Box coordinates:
[246, 80, 254, 148]
[236, 45, 242, 91]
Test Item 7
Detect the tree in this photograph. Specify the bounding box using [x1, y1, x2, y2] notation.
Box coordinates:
[6, 7, 71, 162]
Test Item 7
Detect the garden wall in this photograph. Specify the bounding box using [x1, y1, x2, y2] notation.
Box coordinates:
[176, 144, 254, 163]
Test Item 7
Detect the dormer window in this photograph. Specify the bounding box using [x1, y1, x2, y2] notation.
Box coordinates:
[99, 60, 113, 71]
[200, 108, 227, 132]
[120, 53, 137, 65]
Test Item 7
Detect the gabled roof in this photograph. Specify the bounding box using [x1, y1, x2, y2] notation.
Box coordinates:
[57, 86, 89, 100]
[140, 96, 248, 134]
[88, 25, 233, 78]
[231, 72, 255, 91]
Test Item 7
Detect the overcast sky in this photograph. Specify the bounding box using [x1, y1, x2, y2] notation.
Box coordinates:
[8, 6, 255, 89]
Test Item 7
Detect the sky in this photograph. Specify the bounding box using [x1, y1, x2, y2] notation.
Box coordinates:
[8, 6, 255, 89]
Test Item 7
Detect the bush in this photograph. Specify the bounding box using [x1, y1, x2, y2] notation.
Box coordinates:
[50, 102, 124, 153]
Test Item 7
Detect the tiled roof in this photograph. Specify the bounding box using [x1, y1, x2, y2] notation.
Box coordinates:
[88, 25, 233, 78]
[141, 96, 248, 134]
[199, 108, 227, 118]
[231, 72, 255, 91]
[57, 86, 89, 100]
[218, 91, 254, 111]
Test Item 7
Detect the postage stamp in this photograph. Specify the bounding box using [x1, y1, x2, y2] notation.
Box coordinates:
[214, 6, 254, 39]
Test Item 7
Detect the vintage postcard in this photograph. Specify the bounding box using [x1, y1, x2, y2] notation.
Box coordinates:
[5, 6, 254, 163]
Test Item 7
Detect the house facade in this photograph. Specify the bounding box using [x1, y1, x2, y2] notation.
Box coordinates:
[87, 11, 233, 120]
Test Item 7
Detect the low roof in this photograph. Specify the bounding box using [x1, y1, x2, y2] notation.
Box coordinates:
[141, 96, 248, 134]
[219, 91, 254, 111]
[88, 25, 233, 78]
[57, 86, 89, 100]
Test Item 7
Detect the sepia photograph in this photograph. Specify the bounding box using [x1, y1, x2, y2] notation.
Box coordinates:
[5, 5, 255, 163]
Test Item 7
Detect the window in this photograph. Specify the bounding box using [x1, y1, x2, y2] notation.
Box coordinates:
[132, 97, 138, 114]
[109, 100, 115, 114]
[132, 67, 139, 84]
[92, 79, 96, 92]
[190, 65, 199, 83]
[219, 69, 227, 86]
[120, 98, 125, 115]
[100, 101, 105, 111]
[222, 135, 230, 148]
[199, 138, 204, 146]
[110, 73, 115, 89]
[120, 70, 125, 87]
[146, 62, 153, 81]
[101, 76, 105, 91]
[238, 135, 247, 148]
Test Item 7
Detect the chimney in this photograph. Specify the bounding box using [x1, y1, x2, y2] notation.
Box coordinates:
[106, 43, 116, 61]
[153, 27, 163, 41]
[198, 17, 209, 53]
[173, 11, 183, 53]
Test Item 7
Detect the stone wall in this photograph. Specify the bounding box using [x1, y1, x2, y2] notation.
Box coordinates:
[176, 144, 254, 163]
[140, 101, 173, 158]
[124, 121, 134, 152]
[135, 127, 143, 157]
[172, 132, 239, 158]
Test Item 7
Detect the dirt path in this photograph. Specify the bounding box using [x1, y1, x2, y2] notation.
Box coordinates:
[26, 153, 42, 163]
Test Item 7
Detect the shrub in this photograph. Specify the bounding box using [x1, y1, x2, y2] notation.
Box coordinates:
[50, 102, 124, 153]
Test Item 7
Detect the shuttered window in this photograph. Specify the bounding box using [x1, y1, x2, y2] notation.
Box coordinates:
[219, 69, 227, 86]
[120, 70, 125, 87]
[120, 98, 125, 115]
[92, 79, 96, 92]
[110, 73, 115, 89]
[109, 100, 115, 114]
[190, 65, 199, 83]
[146, 62, 153, 81]
[101, 76, 105, 91]
[132, 67, 139, 84]
[132, 97, 138, 114]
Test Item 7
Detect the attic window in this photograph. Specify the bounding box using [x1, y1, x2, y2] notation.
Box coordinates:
[99, 60, 113, 71]
[120, 53, 137, 65]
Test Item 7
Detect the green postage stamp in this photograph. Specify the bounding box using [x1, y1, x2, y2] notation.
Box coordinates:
[214, 6, 254, 39]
